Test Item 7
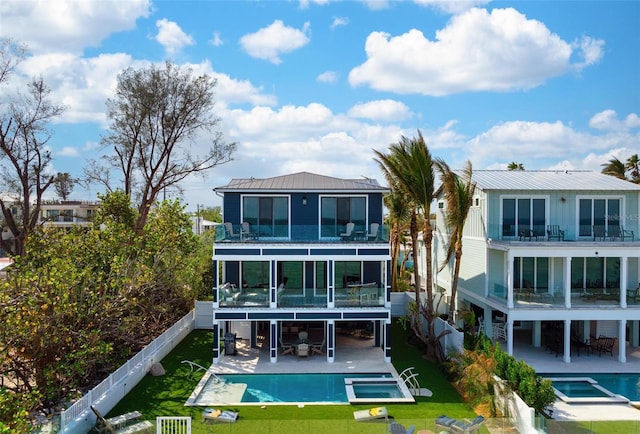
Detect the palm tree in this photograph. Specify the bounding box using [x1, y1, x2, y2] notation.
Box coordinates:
[383, 188, 410, 291]
[374, 131, 442, 360]
[625, 154, 640, 183]
[600, 156, 627, 180]
[507, 162, 524, 171]
[435, 160, 476, 325]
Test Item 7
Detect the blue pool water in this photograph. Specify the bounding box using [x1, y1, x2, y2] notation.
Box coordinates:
[546, 373, 640, 401]
[217, 373, 391, 403]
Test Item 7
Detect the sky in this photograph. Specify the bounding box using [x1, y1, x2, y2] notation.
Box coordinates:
[1, 0, 639, 211]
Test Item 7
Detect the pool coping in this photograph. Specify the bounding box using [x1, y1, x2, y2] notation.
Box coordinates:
[344, 377, 415, 404]
[547, 376, 630, 404]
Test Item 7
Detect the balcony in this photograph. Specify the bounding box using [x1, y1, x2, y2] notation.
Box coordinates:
[214, 223, 389, 244]
[490, 284, 640, 309]
[217, 284, 385, 308]
[489, 223, 639, 244]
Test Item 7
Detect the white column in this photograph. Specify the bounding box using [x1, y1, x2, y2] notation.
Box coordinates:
[484, 306, 493, 340]
[507, 251, 514, 308]
[270, 320, 278, 363]
[328, 260, 335, 308]
[620, 256, 628, 308]
[618, 320, 627, 363]
[533, 321, 541, 347]
[563, 319, 571, 363]
[564, 257, 572, 307]
[327, 319, 335, 363]
[506, 319, 514, 356]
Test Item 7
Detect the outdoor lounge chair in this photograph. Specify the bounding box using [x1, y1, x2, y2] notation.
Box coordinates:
[202, 408, 238, 423]
[279, 339, 295, 355]
[224, 222, 240, 240]
[435, 415, 485, 434]
[366, 223, 379, 241]
[340, 222, 355, 241]
[353, 406, 388, 421]
[91, 405, 153, 434]
[546, 225, 565, 241]
[296, 343, 310, 357]
[389, 421, 415, 434]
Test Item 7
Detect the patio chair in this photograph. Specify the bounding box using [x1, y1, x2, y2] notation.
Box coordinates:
[279, 339, 295, 355]
[311, 337, 326, 355]
[223, 222, 240, 240]
[340, 222, 355, 241]
[592, 336, 617, 357]
[435, 415, 485, 434]
[91, 405, 153, 434]
[296, 343, 310, 357]
[389, 421, 415, 434]
[366, 223, 379, 241]
[593, 225, 607, 241]
[546, 225, 565, 241]
[353, 406, 388, 421]
[610, 225, 635, 241]
[202, 408, 238, 423]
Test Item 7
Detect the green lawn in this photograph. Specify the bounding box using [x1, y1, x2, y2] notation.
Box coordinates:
[107, 322, 478, 433]
[105, 322, 640, 434]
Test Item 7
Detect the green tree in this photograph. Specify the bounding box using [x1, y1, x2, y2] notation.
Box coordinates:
[507, 162, 524, 170]
[200, 205, 222, 223]
[52, 172, 77, 200]
[435, 160, 476, 325]
[375, 131, 443, 360]
[88, 61, 237, 232]
[383, 183, 410, 291]
[0, 39, 65, 256]
[601, 154, 640, 184]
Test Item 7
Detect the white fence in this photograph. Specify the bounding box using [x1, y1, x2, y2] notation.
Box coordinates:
[156, 416, 191, 434]
[59, 311, 196, 434]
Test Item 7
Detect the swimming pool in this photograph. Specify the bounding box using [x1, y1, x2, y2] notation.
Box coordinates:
[186, 372, 414, 406]
[545, 374, 640, 403]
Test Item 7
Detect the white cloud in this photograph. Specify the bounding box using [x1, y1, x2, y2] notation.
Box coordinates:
[572, 35, 605, 69]
[349, 7, 598, 96]
[155, 19, 194, 55]
[359, 0, 391, 11]
[56, 147, 80, 157]
[330, 17, 349, 29]
[210, 32, 224, 47]
[413, 0, 491, 14]
[317, 71, 338, 83]
[240, 21, 311, 64]
[589, 110, 640, 131]
[0, 0, 152, 54]
[348, 99, 412, 122]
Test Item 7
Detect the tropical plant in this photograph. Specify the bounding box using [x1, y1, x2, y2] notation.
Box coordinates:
[435, 160, 476, 324]
[507, 162, 524, 170]
[375, 131, 445, 361]
[383, 188, 410, 291]
[601, 154, 640, 184]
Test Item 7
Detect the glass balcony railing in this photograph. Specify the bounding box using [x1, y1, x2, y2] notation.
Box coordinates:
[487, 223, 638, 242]
[217, 285, 385, 308]
[214, 223, 389, 244]
[496, 287, 640, 309]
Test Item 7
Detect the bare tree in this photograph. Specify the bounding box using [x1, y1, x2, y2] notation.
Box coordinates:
[91, 61, 236, 231]
[0, 40, 65, 256]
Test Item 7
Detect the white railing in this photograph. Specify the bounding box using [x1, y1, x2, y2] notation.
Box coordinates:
[156, 416, 191, 434]
[59, 311, 196, 433]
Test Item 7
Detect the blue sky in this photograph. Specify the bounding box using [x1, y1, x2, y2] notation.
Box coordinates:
[1, 0, 638, 210]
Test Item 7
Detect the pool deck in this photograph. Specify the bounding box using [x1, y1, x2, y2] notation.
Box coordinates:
[211, 332, 640, 422]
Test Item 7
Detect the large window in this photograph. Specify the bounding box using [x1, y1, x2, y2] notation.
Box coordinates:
[321, 196, 366, 238]
[570, 257, 620, 290]
[242, 196, 288, 237]
[578, 198, 620, 237]
[502, 198, 546, 237]
[513, 257, 548, 290]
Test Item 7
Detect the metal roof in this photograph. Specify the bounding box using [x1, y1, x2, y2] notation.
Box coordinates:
[470, 170, 640, 192]
[215, 172, 389, 193]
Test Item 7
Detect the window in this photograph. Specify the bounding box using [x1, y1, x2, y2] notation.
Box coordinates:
[320, 196, 366, 238]
[242, 196, 288, 238]
[571, 257, 620, 289]
[277, 261, 303, 290]
[502, 197, 546, 237]
[578, 198, 621, 237]
[242, 261, 269, 289]
[513, 257, 548, 290]
[335, 261, 361, 289]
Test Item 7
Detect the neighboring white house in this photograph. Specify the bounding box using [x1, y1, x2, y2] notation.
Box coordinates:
[39, 200, 100, 229]
[418, 170, 640, 364]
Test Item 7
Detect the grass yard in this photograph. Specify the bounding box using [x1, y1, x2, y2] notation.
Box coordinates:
[104, 322, 640, 434]
[107, 321, 478, 433]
